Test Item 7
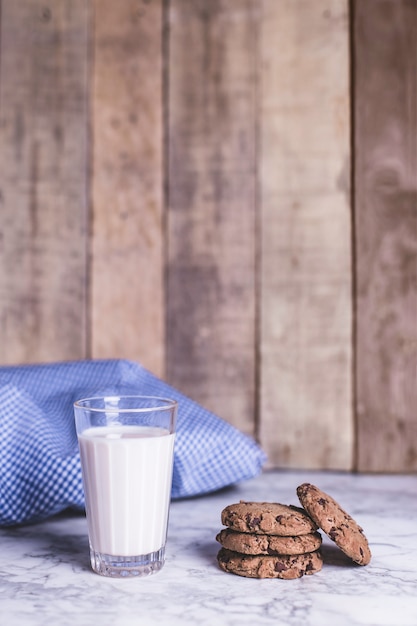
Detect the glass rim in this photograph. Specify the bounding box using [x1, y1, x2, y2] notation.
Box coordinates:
[73, 395, 178, 413]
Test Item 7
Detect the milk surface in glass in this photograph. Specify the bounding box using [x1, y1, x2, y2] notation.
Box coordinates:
[78, 425, 175, 557]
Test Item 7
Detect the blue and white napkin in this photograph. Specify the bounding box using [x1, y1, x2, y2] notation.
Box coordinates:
[0, 359, 266, 526]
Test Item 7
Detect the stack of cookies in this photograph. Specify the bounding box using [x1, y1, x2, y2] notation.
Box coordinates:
[216, 483, 371, 579]
[216, 501, 323, 580]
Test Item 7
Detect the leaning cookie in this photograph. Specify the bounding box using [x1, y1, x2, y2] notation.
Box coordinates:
[217, 547, 323, 579]
[296, 483, 371, 566]
[216, 528, 322, 556]
[221, 501, 318, 536]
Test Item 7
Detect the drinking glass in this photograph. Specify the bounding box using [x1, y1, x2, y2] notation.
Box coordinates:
[74, 395, 177, 577]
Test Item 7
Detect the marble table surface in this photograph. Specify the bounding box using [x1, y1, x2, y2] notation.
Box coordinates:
[1, 469, 417, 626]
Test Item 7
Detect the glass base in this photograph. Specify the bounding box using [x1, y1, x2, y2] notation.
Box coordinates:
[90, 546, 165, 578]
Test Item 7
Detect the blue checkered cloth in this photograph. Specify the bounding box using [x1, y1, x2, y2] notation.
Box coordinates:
[0, 359, 266, 526]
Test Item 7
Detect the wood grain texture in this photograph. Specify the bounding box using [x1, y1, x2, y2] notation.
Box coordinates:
[258, 0, 353, 469]
[354, 0, 417, 472]
[91, 0, 165, 376]
[166, 0, 258, 435]
[0, 0, 89, 363]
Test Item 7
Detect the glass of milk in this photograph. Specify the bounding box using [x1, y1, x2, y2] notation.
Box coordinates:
[74, 395, 177, 578]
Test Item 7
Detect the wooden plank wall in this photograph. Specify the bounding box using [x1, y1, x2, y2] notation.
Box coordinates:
[353, 0, 417, 472]
[0, 0, 415, 472]
[258, 0, 352, 470]
[0, 0, 89, 362]
[166, 0, 258, 435]
[91, 0, 165, 376]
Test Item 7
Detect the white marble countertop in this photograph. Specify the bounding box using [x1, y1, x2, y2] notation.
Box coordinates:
[1, 469, 417, 626]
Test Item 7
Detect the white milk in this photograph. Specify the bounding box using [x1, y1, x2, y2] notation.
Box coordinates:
[78, 425, 175, 557]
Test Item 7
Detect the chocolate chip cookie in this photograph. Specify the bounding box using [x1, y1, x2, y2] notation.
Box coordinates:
[216, 528, 322, 556]
[217, 547, 323, 579]
[221, 501, 318, 536]
[296, 483, 371, 565]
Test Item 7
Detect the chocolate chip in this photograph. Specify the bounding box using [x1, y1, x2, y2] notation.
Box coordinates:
[329, 527, 338, 541]
[245, 514, 260, 528]
[359, 547, 364, 556]
[274, 561, 288, 572]
[275, 515, 283, 523]
[267, 547, 279, 556]
[318, 498, 327, 506]
[305, 560, 314, 572]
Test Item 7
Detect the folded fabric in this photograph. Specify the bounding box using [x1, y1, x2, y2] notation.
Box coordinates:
[0, 359, 266, 526]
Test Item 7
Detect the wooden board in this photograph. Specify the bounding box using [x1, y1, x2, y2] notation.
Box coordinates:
[0, 0, 89, 363]
[354, 0, 417, 472]
[166, 0, 258, 435]
[258, 0, 353, 469]
[90, 0, 165, 377]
